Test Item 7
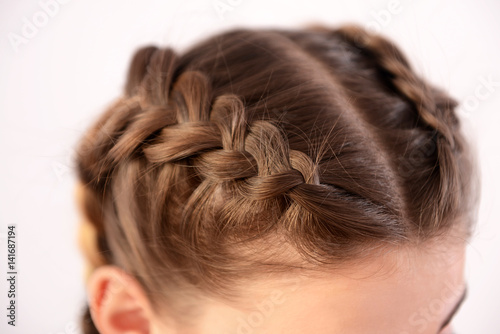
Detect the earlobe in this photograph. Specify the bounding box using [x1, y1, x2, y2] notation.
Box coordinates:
[86, 265, 152, 334]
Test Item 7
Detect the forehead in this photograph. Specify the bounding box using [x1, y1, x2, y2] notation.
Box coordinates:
[222, 238, 466, 334]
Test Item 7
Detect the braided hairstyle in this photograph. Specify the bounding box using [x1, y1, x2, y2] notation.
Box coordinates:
[75, 24, 479, 332]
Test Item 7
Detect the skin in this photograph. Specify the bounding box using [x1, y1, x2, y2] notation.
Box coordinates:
[78, 183, 468, 334]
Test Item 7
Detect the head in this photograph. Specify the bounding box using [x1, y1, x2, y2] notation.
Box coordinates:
[74, 24, 480, 334]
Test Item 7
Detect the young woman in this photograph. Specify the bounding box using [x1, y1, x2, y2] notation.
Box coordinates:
[74, 24, 480, 334]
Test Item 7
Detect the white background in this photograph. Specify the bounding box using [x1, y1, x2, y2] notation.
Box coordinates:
[0, 0, 499, 333]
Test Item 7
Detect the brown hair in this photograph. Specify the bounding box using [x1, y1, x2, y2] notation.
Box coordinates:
[74, 24, 479, 332]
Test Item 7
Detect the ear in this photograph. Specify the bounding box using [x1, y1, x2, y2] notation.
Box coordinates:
[86, 265, 153, 334]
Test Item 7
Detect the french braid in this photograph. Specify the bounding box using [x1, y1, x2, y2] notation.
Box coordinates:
[75, 25, 478, 333]
[323, 25, 472, 232]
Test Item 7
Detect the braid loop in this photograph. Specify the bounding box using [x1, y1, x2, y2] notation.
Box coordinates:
[143, 122, 223, 163]
[142, 48, 178, 105]
[125, 45, 158, 97]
